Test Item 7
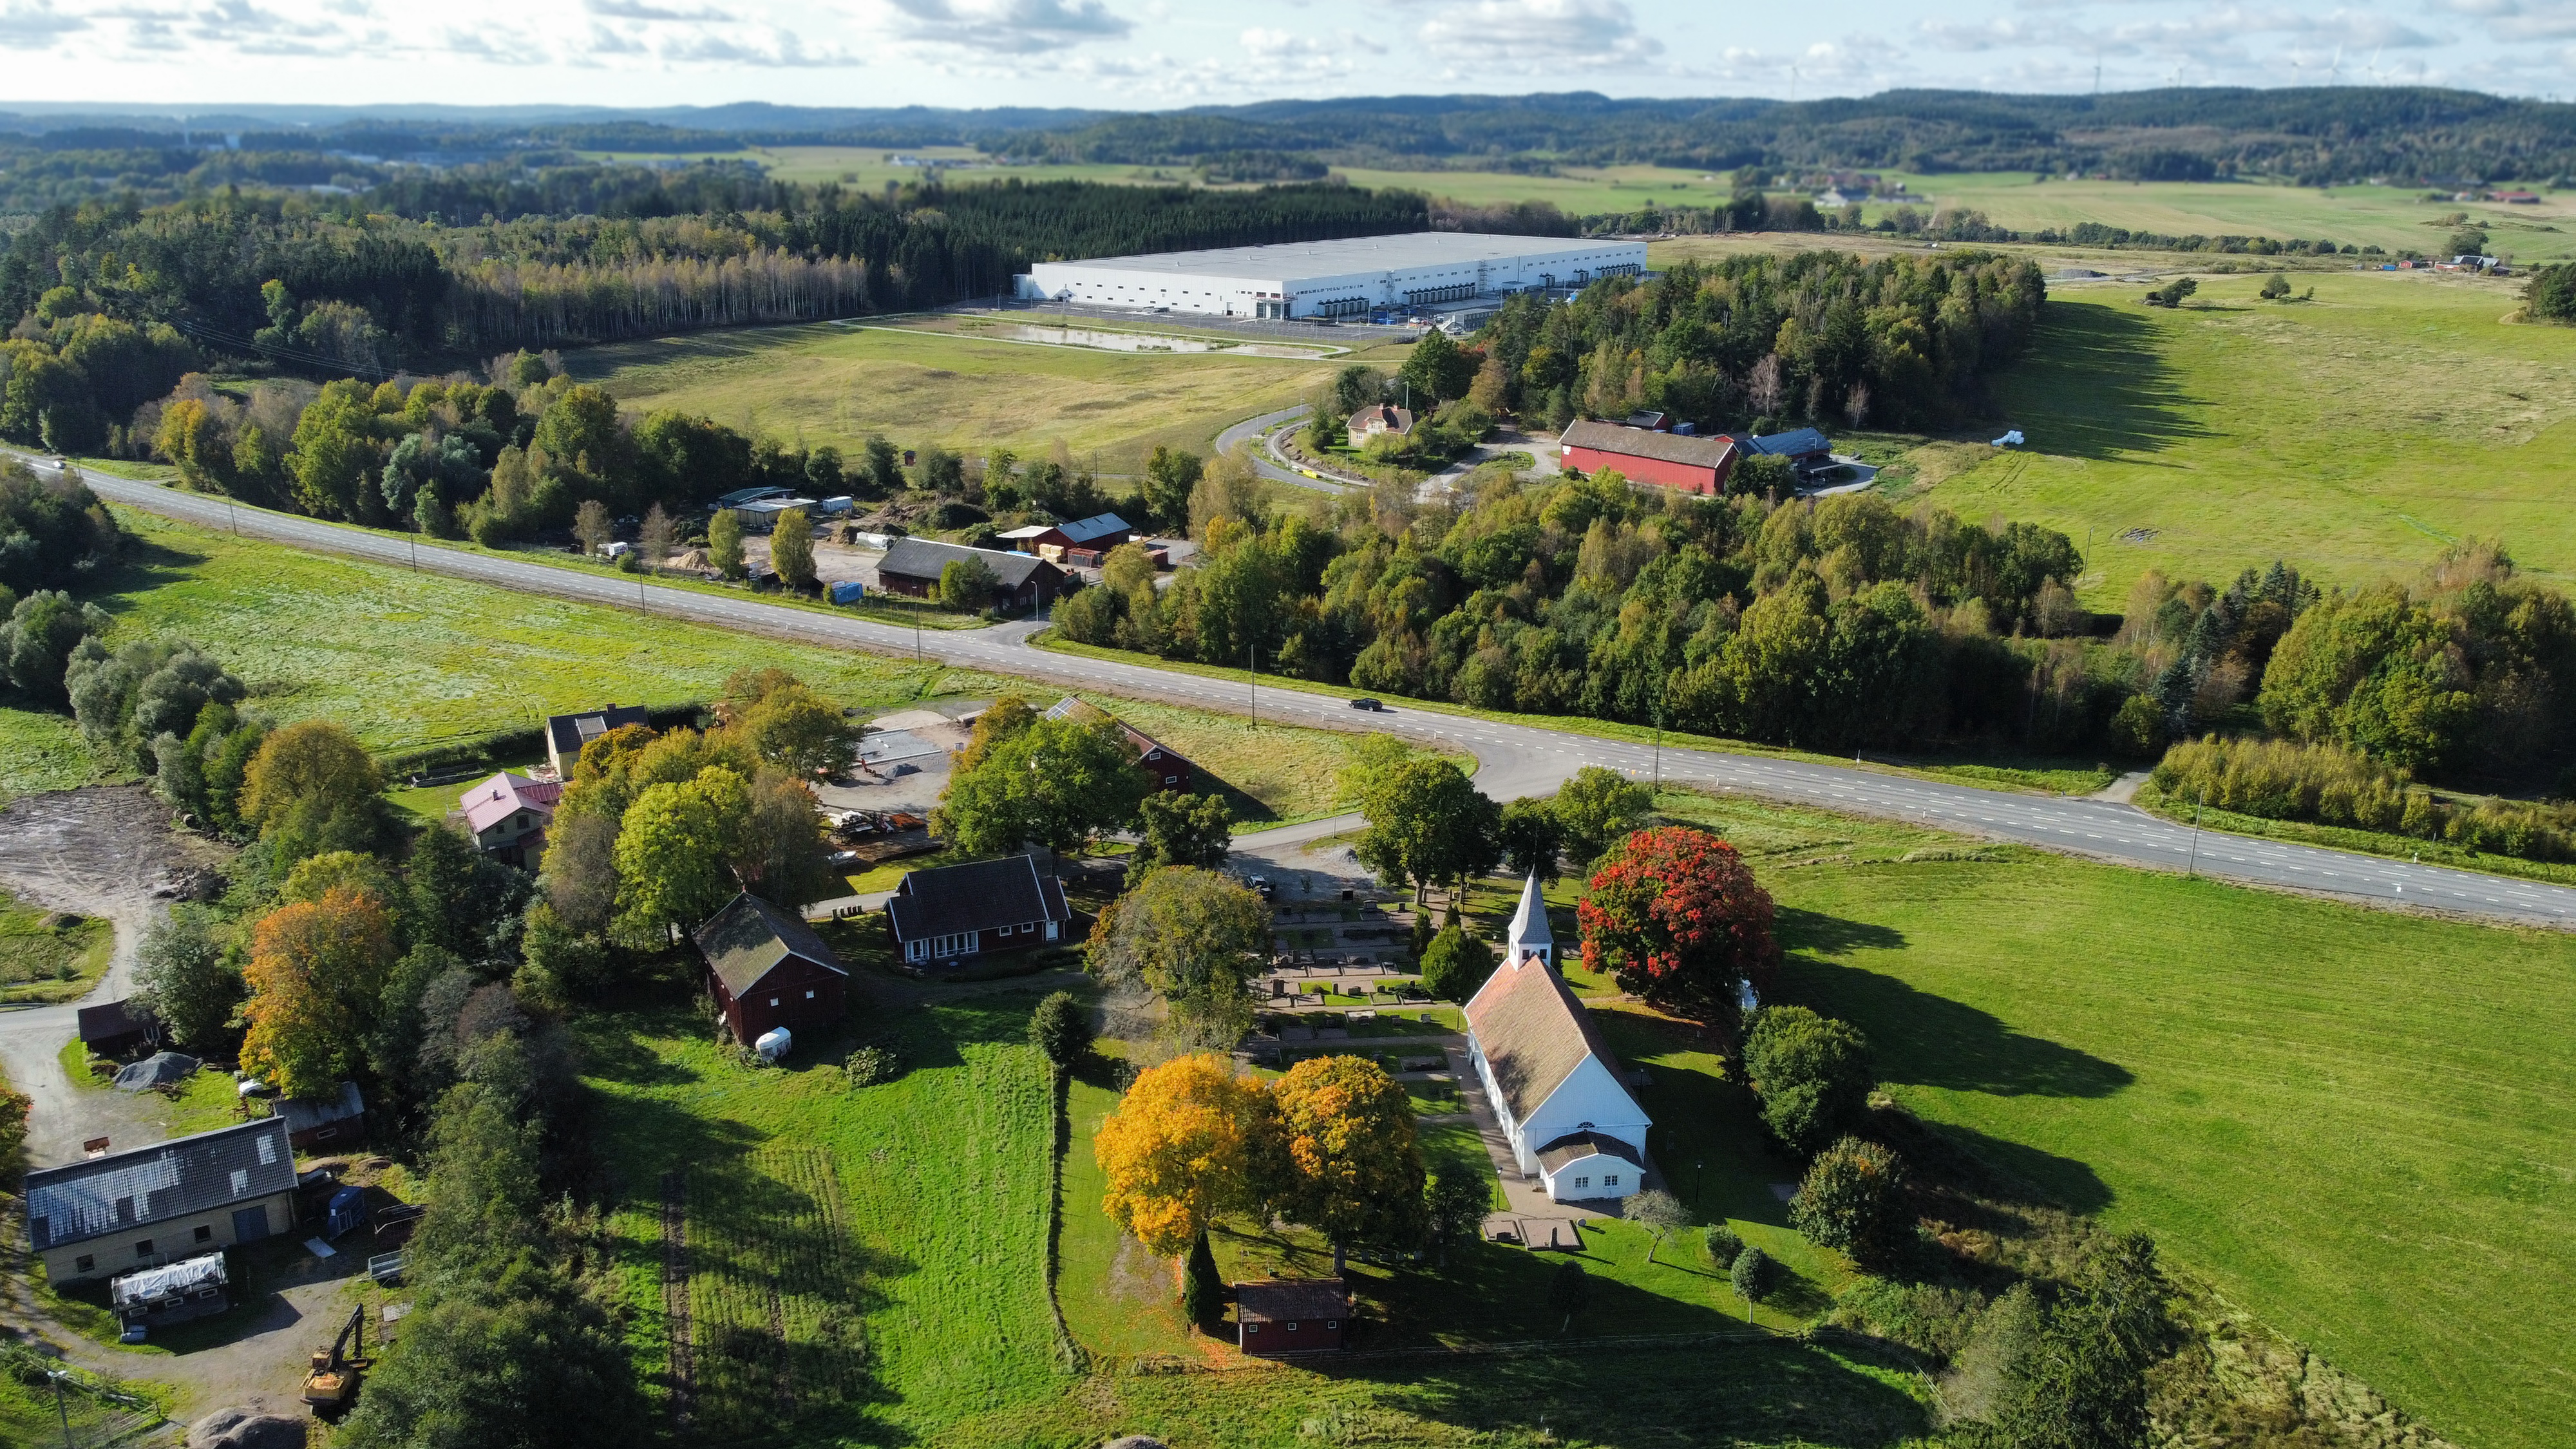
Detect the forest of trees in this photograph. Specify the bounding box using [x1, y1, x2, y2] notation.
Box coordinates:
[0, 175, 1427, 402]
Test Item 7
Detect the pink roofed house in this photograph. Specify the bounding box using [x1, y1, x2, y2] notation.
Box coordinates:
[455, 772, 563, 869]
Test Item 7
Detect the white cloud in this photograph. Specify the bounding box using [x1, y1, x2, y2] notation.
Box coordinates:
[884, 0, 1131, 53]
[1416, 0, 1662, 68]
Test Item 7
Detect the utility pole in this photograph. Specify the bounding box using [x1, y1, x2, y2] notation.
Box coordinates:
[227, 500, 238, 535]
[48, 1370, 72, 1449]
[1247, 639, 1258, 731]
[2186, 790, 2206, 876]
[410, 534, 418, 572]
[1651, 688, 1664, 790]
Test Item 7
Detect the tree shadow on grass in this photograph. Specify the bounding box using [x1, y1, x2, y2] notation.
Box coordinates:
[1775, 906, 1906, 956]
[87, 535, 216, 617]
[1327, 1336, 1931, 1448]
[578, 1084, 918, 1449]
[1782, 956, 2134, 1101]
[1989, 301, 2215, 462]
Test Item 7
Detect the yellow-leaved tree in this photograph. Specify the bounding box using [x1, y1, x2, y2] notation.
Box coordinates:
[1094, 1053, 1267, 1259]
[240, 884, 395, 1099]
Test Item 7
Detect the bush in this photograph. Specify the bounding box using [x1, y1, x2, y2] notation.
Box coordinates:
[1742, 1006, 1873, 1157]
[1028, 990, 1092, 1067]
[1416, 923, 1496, 1003]
[1730, 1244, 1775, 1303]
[2153, 734, 2576, 863]
[1702, 1223, 1744, 1268]
[1789, 1136, 1912, 1270]
[844, 1044, 902, 1086]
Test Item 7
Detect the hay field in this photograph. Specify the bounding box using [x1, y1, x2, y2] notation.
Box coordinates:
[1911, 269, 2576, 601]
[565, 321, 1330, 475]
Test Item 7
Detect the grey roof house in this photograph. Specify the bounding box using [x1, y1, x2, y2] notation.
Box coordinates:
[885, 855, 1073, 966]
[875, 538, 1069, 612]
[25, 1119, 299, 1283]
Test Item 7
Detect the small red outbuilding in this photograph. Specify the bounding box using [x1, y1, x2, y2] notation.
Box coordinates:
[694, 893, 851, 1044]
[1236, 1278, 1352, 1355]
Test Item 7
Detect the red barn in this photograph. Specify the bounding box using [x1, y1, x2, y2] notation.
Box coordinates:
[1557, 420, 1738, 495]
[694, 894, 850, 1045]
[1236, 1279, 1351, 1354]
[1042, 696, 1194, 793]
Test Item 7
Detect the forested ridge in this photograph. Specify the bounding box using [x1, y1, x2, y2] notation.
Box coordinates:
[997, 88, 2576, 184]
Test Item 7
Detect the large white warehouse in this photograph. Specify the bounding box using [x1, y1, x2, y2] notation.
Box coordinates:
[1016, 232, 1647, 320]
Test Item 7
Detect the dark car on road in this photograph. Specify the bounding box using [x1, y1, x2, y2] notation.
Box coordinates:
[1349, 698, 1383, 712]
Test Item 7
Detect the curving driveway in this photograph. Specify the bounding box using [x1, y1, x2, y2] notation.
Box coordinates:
[43, 460, 2576, 931]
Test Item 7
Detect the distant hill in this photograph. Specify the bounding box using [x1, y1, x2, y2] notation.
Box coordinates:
[3, 88, 2570, 185]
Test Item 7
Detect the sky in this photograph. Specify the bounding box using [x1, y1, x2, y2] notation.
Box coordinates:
[0, 0, 2569, 112]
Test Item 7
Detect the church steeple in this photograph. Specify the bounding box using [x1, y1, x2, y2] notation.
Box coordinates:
[1505, 869, 1553, 967]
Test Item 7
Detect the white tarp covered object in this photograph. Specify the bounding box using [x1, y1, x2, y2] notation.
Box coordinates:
[109, 1251, 227, 1310]
[755, 1028, 792, 1062]
[1992, 429, 2025, 447]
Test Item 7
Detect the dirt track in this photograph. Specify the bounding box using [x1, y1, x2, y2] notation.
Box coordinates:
[0, 786, 232, 1166]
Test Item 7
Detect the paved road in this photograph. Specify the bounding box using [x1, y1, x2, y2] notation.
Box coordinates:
[1213, 404, 1352, 492]
[49, 462, 2576, 930]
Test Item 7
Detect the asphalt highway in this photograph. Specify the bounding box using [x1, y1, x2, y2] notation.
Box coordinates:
[49, 461, 2576, 930]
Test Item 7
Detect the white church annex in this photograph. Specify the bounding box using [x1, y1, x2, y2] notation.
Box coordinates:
[1463, 873, 1654, 1204]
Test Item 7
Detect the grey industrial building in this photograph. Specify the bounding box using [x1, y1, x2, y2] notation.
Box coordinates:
[1018, 232, 1647, 320]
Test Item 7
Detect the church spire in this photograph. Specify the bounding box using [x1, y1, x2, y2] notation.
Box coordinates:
[1506, 869, 1553, 967]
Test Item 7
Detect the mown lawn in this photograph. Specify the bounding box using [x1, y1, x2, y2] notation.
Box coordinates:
[1919, 274, 2576, 600]
[578, 994, 1065, 1446]
[90, 509, 998, 757]
[565, 320, 1327, 476]
[1653, 787, 2576, 1449]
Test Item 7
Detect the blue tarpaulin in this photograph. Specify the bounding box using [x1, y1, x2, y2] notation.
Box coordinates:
[829, 581, 866, 605]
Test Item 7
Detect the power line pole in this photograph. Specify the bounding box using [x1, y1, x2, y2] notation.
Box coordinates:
[1247, 639, 1258, 731]
[2186, 790, 2206, 876]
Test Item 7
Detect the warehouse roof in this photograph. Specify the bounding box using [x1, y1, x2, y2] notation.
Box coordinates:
[1039, 231, 1640, 278]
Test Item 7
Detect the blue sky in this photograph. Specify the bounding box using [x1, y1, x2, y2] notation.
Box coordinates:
[0, 0, 2567, 110]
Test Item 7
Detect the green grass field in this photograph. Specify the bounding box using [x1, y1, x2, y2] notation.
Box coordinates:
[1650, 786, 2576, 1449]
[1874, 172, 2576, 263]
[1907, 271, 2576, 601]
[580, 994, 1064, 1445]
[1034, 691, 1386, 826]
[0, 705, 102, 804]
[580, 143, 1167, 193]
[90, 508, 994, 757]
[1, 894, 111, 1005]
[565, 320, 1329, 476]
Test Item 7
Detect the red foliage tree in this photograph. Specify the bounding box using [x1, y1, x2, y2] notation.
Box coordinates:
[1577, 826, 1779, 1014]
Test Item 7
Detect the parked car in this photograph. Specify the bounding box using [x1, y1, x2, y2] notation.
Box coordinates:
[1349, 697, 1384, 712]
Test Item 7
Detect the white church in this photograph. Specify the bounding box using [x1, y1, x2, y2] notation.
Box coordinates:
[1463, 873, 1654, 1204]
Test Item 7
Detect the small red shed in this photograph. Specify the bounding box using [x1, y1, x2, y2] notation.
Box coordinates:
[694, 893, 851, 1044]
[1043, 696, 1195, 793]
[1236, 1278, 1351, 1355]
[1557, 420, 1738, 495]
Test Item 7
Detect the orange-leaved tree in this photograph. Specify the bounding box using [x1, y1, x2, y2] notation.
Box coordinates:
[1578, 825, 1779, 1016]
[240, 884, 395, 1099]
[1094, 1053, 1268, 1260]
[1269, 1054, 1426, 1271]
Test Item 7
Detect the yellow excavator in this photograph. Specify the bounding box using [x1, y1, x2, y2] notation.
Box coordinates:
[301, 1305, 370, 1414]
